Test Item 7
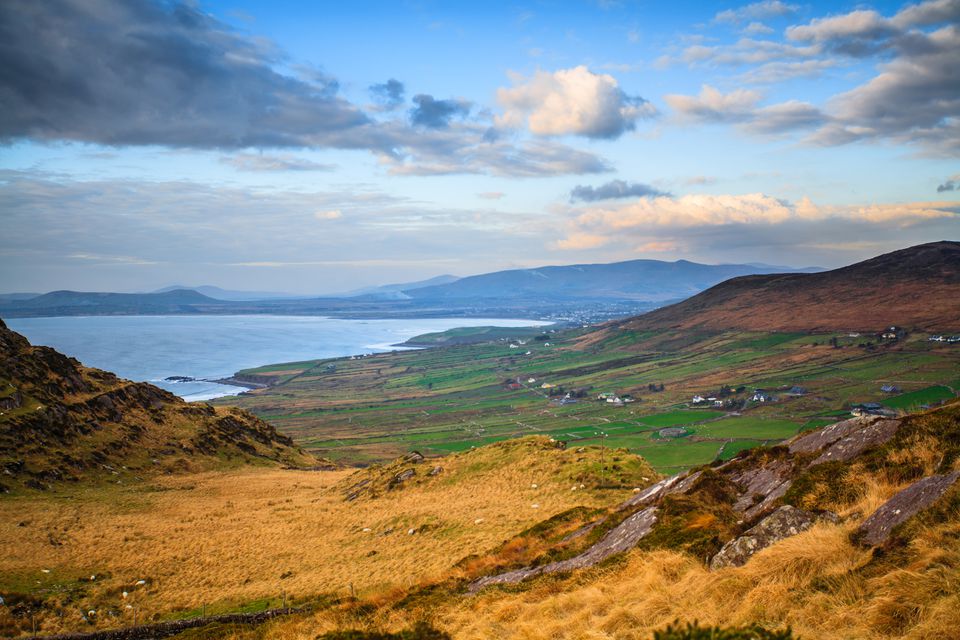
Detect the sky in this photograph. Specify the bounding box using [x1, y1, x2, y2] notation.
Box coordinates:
[1, 0, 958, 295]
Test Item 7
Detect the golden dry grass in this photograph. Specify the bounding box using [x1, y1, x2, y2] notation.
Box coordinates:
[265, 474, 960, 640]
[0, 439, 649, 635]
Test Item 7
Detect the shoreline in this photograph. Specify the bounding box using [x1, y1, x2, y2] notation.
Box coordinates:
[208, 376, 269, 390]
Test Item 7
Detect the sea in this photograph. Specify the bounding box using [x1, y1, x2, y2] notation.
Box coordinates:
[6, 315, 551, 401]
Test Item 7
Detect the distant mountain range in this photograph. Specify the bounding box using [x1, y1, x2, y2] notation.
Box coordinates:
[151, 285, 302, 301]
[402, 260, 821, 302]
[0, 257, 823, 319]
[623, 241, 960, 332]
[0, 289, 225, 316]
[337, 274, 461, 299]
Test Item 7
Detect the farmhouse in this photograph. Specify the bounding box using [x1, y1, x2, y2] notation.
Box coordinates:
[880, 384, 901, 394]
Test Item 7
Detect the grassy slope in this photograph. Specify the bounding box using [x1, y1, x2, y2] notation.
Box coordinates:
[0, 437, 657, 637]
[623, 241, 960, 333]
[249, 403, 960, 640]
[216, 326, 960, 473]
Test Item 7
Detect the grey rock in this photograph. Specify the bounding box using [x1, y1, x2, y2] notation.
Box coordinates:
[810, 419, 900, 466]
[788, 416, 880, 454]
[711, 505, 821, 570]
[856, 471, 960, 547]
[620, 470, 702, 511]
[391, 468, 416, 485]
[469, 507, 659, 591]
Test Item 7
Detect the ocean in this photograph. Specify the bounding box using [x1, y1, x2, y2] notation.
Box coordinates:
[6, 315, 550, 401]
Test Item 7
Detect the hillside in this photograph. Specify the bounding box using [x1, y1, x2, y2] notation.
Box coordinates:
[622, 241, 960, 332]
[404, 259, 819, 302]
[0, 437, 657, 637]
[0, 319, 315, 492]
[0, 289, 232, 318]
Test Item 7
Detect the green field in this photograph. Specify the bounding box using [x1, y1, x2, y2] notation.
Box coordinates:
[215, 326, 960, 472]
[881, 385, 956, 410]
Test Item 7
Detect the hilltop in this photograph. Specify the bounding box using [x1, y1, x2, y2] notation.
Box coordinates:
[622, 241, 960, 332]
[403, 259, 819, 303]
[0, 289, 229, 318]
[0, 319, 315, 492]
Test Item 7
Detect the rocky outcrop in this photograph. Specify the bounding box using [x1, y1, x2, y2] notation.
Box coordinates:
[810, 419, 900, 465]
[710, 505, 823, 569]
[855, 471, 960, 546]
[469, 411, 915, 591]
[469, 506, 659, 591]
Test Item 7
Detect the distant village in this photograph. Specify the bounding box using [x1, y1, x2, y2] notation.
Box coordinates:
[498, 326, 958, 424]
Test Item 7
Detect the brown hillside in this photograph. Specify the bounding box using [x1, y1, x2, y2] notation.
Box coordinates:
[0, 319, 317, 492]
[623, 241, 960, 332]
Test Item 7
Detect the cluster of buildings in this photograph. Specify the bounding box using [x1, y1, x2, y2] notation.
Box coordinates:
[595, 391, 636, 406]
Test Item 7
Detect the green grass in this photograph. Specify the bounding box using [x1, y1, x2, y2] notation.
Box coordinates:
[636, 410, 725, 427]
[213, 326, 960, 474]
[882, 385, 956, 410]
[631, 439, 724, 471]
[693, 417, 802, 440]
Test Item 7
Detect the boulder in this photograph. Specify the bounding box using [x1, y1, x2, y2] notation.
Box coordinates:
[855, 471, 960, 546]
[390, 468, 416, 486]
[710, 505, 822, 570]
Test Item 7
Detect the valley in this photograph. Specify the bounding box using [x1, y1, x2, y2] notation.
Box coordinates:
[219, 326, 960, 471]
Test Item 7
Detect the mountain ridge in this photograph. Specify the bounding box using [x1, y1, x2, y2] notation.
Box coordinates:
[402, 259, 822, 302]
[621, 241, 960, 332]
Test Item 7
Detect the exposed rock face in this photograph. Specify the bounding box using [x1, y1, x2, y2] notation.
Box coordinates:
[855, 471, 960, 546]
[788, 416, 879, 455]
[729, 459, 794, 521]
[469, 506, 659, 591]
[710, 505, 821, 569]
[810, 419, 900, 465]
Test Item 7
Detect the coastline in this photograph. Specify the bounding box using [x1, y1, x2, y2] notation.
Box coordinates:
[209, 376, 270, 390]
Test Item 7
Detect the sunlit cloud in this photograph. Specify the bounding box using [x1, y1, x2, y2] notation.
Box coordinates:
[496, 66, 656, 139]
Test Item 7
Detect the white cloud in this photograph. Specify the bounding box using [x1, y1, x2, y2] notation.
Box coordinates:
[743, 21, 775, 35]
[666, 86, 826, 135]
[715, 1, 798, 24]
[665, 85, 762, 123]
[314, 210, 343, 220]
[496, 66, 656, 139]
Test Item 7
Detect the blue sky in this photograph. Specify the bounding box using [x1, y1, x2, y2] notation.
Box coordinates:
[1, 0, 958, 294]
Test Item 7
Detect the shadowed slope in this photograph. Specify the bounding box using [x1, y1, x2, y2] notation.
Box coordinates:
[0, 318, 316, 492]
